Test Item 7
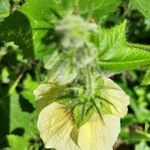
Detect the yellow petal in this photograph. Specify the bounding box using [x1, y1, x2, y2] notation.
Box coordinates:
[78, 113, 120, 150]
[37, 102, 79, 150]
[101, 76, 130, 118]
[33, 78, 62, 111]
[33, 78, 61, 101]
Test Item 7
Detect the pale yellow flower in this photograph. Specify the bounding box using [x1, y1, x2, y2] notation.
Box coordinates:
[100, 76, 130, 118]
[37, 102, 79, 150]
[36, 76, 129, 150]
[33, 77, 63, 111]
[78, 113, 120, 150]
[38, 102, 120, 150]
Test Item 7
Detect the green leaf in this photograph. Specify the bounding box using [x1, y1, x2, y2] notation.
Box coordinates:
[20, 0, 72, 58]
[0, 91, 38, 140]
[19, 0, 122, 59]
[129, 0, 150, 18]
[79, 0, 121, 20]
[7, 135, 28, 150]
[54, 0, 74, 11]
[136, 108, 150, 123]
[141, 69, 150, 85]
[23, 74, 38, 91]
[98, 21, 150, 72]
[0, 0, 10, 22]
[10, 92, 38, 138]
[73, 103, 94, 128]
[120, 131, 150, 143]
[121, 114, 136, 127]
[0, 11, 34, 58]
[135, 141, 150, 150]
[1, 67, 10, 83]
[21, 74, 38, 105]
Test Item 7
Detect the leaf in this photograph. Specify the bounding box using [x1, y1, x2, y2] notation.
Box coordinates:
[136, 108, 150, 123]
[1, 67, 10, 83]
[54, 0, 74, 11]
[129, 0, 150, 18]
[0, 11, 34, 58]
[129, 88, 150, 123]
[79, 0, 121, 20]
[20, 0, 72, 58]
[120, 131, 150, 143]
[0, 91, 38, 140]
[7, 135, 28, 150]
[135, 141, 150, 150]
[0, 0, 10, 22]
[21, 74, 38, 105]
[141, 69, 150, 85]
[98, 21, 150, 72]
[10, 92, 38, 137]
[19, 0, 122, 59]
[121, 114, 136, 127]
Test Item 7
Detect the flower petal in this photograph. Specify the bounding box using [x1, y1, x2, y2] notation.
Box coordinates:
[101, 76, 130, 118]
[33, 78, 62, 111]
[78, 113, 120, 150]
[37, 102, 79, 150]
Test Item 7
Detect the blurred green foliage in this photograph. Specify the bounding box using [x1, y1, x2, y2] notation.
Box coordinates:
[0, 0, 150, 150]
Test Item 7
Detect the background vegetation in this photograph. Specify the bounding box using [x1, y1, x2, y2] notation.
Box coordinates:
[0, 0, 150, 149]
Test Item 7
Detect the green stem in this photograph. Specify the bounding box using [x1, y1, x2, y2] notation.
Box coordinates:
[87, 0, 94, 20]
[85, 66, 92, 98]
[73, 0, 79, 14]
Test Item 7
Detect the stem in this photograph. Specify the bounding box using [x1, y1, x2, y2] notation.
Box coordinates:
[73, 0, 77, 9]
[87, 0, 94, 21]
[73, 0, 79, 15]
[85, 66, 93, 98]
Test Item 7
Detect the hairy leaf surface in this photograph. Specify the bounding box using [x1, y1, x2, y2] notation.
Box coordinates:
[98, 21, 150, 72]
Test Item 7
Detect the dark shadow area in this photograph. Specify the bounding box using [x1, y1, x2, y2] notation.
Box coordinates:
[0, 11, 34, 58]
[11, 127, 25, 136]
[19, 95, 35, 113]
[1, 46, 18, 70]
[126, 10, 150, 45]
[115, 144, 134, 150]
[42, 28, 56, 46]
[0, 84, 10, 148]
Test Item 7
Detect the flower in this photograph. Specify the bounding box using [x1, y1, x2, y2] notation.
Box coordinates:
[35, 76, 129, 150]
[33, 77, 63, 111]
[37, 102, 79, 150]
[38, 102, 120, 150]
[100, 76, 130, 118]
